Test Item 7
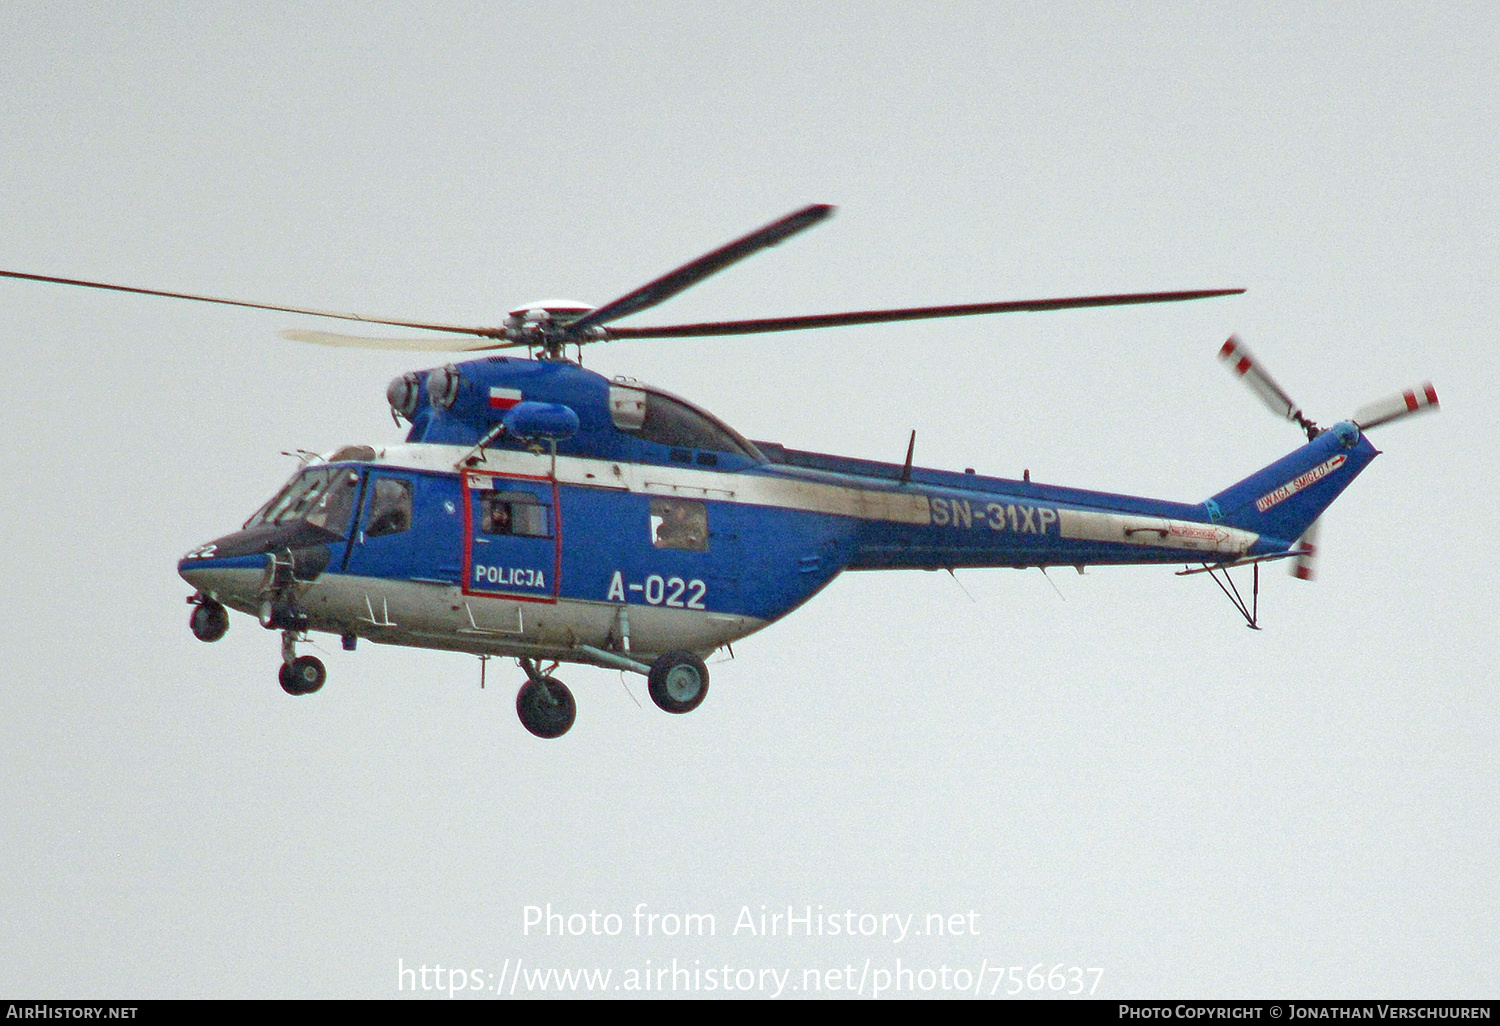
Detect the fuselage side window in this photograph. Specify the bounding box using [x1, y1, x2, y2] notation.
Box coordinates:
[651, 497, 708, 552]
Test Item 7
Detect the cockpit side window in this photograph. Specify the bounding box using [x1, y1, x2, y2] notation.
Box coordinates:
[365, 477, 413, 538]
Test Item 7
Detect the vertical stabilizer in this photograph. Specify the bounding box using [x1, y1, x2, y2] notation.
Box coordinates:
[1206, 424, 1377, 545]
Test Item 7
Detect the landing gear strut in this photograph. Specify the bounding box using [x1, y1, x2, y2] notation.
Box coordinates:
[278, 630, 325, 695]
[515, 658, 575, 738]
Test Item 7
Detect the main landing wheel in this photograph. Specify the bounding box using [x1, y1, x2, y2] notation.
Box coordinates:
[516, 677, 576, 739]
[648, 651, 709, 714]
[279, 655, 326, 696]
[189, 600, 229, 642]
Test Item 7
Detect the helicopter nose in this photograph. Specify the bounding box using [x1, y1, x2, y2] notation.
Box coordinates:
[178, 542, 270, 601]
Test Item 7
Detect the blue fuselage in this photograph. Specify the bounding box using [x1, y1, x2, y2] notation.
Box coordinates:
[178, 356, 1376, 659]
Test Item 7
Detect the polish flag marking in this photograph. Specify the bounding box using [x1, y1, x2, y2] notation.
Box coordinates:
[489, 387, 522, 410]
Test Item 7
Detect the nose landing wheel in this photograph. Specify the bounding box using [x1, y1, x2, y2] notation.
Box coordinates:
[188, 597, 229, 642]
[515, 659, 575, 738]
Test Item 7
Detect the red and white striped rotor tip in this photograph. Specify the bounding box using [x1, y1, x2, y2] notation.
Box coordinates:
[1218, 335, 1303, 423]
[1290, 519, 1319, 581]
[1352, 383, 1439, 430]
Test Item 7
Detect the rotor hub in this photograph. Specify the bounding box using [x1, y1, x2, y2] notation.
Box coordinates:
[503, 299, 598, 357]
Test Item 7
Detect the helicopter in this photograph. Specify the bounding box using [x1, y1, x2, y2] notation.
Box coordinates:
[1, 205, 1438, 738]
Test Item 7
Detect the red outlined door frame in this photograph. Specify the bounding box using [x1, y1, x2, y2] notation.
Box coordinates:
[461, 469, 561, 604]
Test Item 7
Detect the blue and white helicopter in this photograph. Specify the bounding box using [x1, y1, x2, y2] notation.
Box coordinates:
[2, 206, 1437, 738]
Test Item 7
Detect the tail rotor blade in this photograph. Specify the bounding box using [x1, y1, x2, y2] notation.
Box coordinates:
[1353, 383, 1439, 430]
[1218, 335, 1310, 426]
[1290, 518, 1320, 581]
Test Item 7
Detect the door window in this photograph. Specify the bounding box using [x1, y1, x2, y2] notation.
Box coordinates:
[481, 490, 552, 538]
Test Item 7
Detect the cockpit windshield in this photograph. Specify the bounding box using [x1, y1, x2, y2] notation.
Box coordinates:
[245, 465, 362, 536]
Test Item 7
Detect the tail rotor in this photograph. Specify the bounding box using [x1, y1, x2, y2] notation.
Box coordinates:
[1217, 335, 1438, 578]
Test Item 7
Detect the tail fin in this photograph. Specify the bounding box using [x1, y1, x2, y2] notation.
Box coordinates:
[1205, 424, 1378, 545]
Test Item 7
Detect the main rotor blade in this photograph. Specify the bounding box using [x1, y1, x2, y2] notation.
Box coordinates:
[565, 204, 835, 335]
[1218, 335, 1310, 428]
[601, 288, 1245, 339]
[1352, 383, 1439, 430]
[0, 268, 506, 338]
[280, 329, 517, 352]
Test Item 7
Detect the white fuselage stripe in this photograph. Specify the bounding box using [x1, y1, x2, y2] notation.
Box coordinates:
[359, 444, 1257, 552]
[1057, 509, 1258, 555]
[365, 444, 933, 524]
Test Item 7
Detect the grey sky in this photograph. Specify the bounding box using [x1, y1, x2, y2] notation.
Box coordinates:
[1, 2, 1494, 998]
